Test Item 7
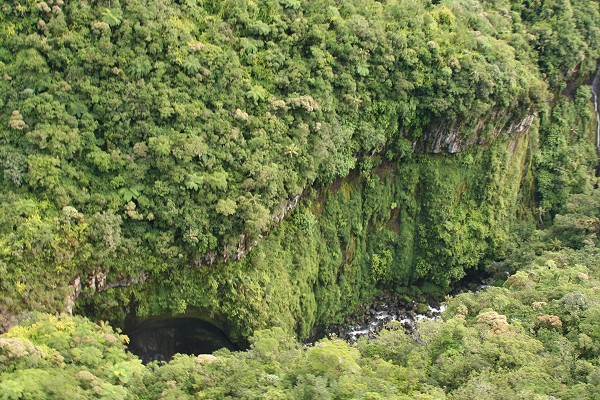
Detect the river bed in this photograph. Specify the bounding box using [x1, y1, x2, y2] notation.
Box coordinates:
[310, 292, 448, 343]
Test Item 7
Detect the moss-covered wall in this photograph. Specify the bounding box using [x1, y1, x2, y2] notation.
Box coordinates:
[82, 123, 534, 341]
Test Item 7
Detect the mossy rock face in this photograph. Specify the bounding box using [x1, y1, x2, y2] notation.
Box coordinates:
[416, 303, 430, 315]
[82, 129, 535, 340]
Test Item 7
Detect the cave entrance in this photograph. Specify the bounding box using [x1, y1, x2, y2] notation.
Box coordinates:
[123, 316, 237, 363]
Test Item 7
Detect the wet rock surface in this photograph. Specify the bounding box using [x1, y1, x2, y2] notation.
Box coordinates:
[309, 293, 447, 344]
[312, 273, 494, 344]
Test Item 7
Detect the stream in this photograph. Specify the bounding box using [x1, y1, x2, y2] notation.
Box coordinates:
[320, 294, 448, 343]
[117, 63, 600, 361]
[313, 270, 493, 343]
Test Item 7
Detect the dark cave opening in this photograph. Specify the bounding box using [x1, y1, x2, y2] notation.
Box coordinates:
[123, 317, 238, 363]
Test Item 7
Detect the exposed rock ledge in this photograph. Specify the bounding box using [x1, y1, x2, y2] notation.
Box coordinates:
[421, 111, 535, 154]
[191, 193, 302, 268]
[65, 272, 147, 315]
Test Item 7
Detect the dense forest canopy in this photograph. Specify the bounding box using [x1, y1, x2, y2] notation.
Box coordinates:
[0, 0, 555, 257]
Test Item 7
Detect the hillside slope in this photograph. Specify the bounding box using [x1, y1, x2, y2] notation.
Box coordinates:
[0, 0, 598, 336]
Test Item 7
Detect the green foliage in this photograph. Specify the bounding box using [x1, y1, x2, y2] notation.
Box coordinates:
[0, 313, 144, 400]
[513, 0, 600, 83]
[216, 198, 238, 216]
[2, 0, 591, 268]
[4, 188, 600, 399]
[535, 88, 597, 218]
[0, 0, 599, 388]
[371, 249, 394, 283]
[99, 137, 535, 341]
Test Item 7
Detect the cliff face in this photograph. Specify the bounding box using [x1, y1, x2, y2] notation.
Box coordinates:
[81, 117, 536, 340]
[421, 111, 535, 154]
[8, 92, 595, 340]
[80, 75, 600, 342]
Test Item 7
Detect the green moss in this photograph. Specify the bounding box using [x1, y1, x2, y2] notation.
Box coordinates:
[82, 128, 538, 340]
